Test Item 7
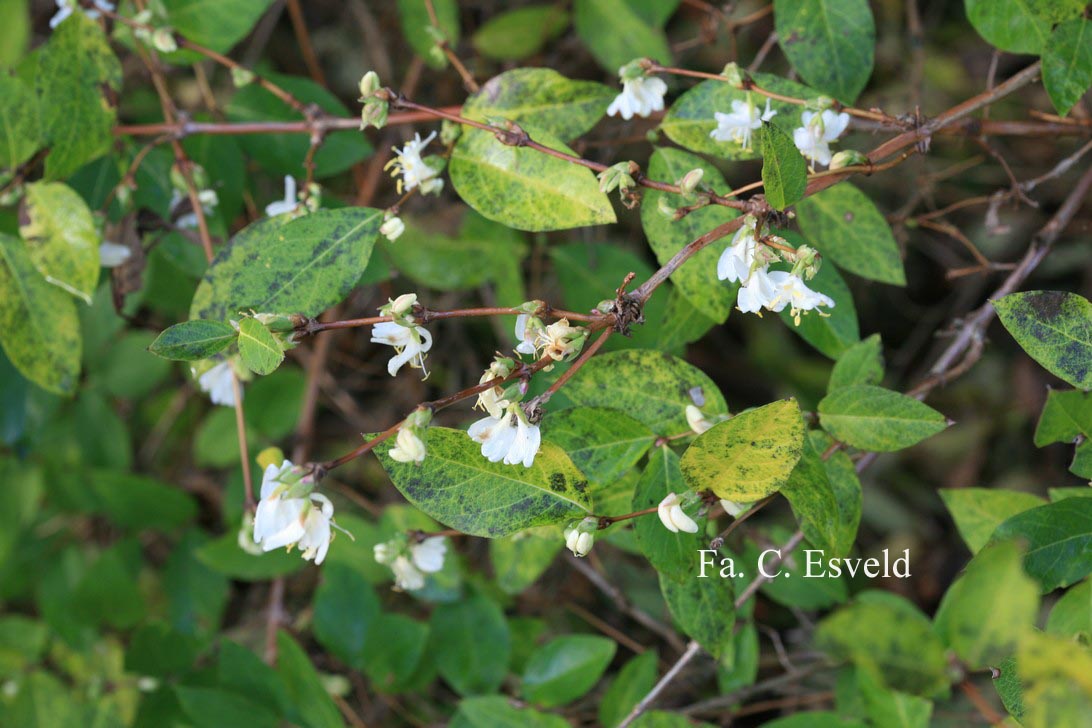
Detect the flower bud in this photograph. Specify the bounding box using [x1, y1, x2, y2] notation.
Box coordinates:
[678, 168, 704, 194]
[657, 195, 677, 219]
[789, 244, 822, 280]
[829, 149, 869, 170]
[598, 162, 636, 195]
[720, 499, 752, 518]
[257, 447, 285, 472]
[564, 517, 598, 557]
[618, 58, 648, 81]
[360, 99, 389, 130]
[152, 28, 177, 54]
[358, 71, 381, 98]
[380, 215, 405, 242]
[390, 293, 417, 317]
[232, 67, 255, 87]
[685, 405, 714, 435]
[720, 62, 744, 87]
[809, 95, 836, 111]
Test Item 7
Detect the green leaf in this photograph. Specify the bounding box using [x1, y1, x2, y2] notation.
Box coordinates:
[190, 208, 382, 321]
[491, 527, 563, 595]
[0, 0, 29, 69]
[781, 436, 854, 557]
[964, 0, 1052, 55]
[680, 399, 806, 501]
[463, 68, 613, 143]
[87, 470, 197, 531]
[175, 688, 279, 728]
[994, 291, 1092, 390]
[1035, 389, 1092, 445]
[779, 255, 859, 359]
[430, 594, 510, 696]
[634, 447, 707, 580]
[236, 317, 283, 376]
[386, 215, 527, 292]
[1046, 580, 1091, 639]
[829, 334, 884, 390]
[218, 641, 291, 717]
[660, 73, 816, 160]
[993, 655, 1025, 721]
[313, 563, 380, 669]
[449, 127, 615, 232]
[660, 572, 735, 659]
[542, 407, 655, 485]
[573, 0, 671, 74]
[795, 184, 906, 286]
[396, 0, 460, 69]
[361, 613, 430, 692]
[471, 6, 570, 61]
[195, 529, 304, 581]
[641, 147, 740, 322]
[939, 487, 1046, 554]
[36, 14, 121, 179]
[0, 75, 38, 172]
[0, 233, 81, 395]
[657, 288, 717, 351]
[164, 0, 276, 54]
[564, 349, 729, 434]
[274, 631, 344, 728]
[818, 385, 947, 452]
[5, 672, 81, 728]
[774, 0, 875, 103]
[1043, 18, 1092, 116]
[816, 592, 950, 697]
[453, 696, 570, 728]
[760, 713, 866, 728]
[933, 540, 1040, 667]
[375, 427, 592, 538]
[149, 320, 237, 361]
[991, 497, 1092, 592]
[521, 635, 616, 707]
[1017, 630, 1092, 728]
[225, 73, 372, 179]
[856, 668, 933, 728]
[19, 182, 100, 302]
[761, 122, 808, 210]
[599, 651, 658, 728]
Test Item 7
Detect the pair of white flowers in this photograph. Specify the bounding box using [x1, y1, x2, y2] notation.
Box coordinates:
[374, 537, 447, 591]
[372, 294, 433, 377]
[717, 217, 834, 321]
[252, 460, 341, 565]
[469, 404, 542, 468]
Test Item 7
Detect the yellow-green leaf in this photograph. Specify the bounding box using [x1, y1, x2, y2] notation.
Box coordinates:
[818, 385, 946, 452]
[19, 181, 100, 303]
[994, 291, 1092, 390]
[236, 318, 283, 376]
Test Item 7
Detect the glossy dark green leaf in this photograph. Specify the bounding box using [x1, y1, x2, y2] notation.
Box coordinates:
[573, 0, 671, 73]
[274, 631, 344, 728]
[991, 497, 1092, 592]
[361, 613, 431, 692]
[164, 0, 276, 54]
[463, 67, 613, 142]
[1043, 18, 1092, 116]
[86, 470, 196, 531]
[430, 594, 510, 695]
[521, 635, 616, 707]
[236, 317, 283, 376]
[190, 208, 381, 321]
[471, 6, 570, 61]
[449, 127, 615, 232]
[175, 688, 278, 728]
[761, 122, 807, 210]
[818, 385, 947, 452]
[964, 0, 1053, 54]
[195, 529, 304, 581]
[453, 696, 570, 728]
[542, 407, 655, 485]
[633, 448, 706, 581]
[994, 291, 1092, 390]
[774, 0, 875, 103]
[149, 320, 237, 361]
[795, 184, 906, 286]
[313, 564, 380, 669]
[681, 399, 806, 501]
[19, 181, 100, 302]
[641, 147, 740, 322]
[375, 427, 592, 538]
[0, 233, 81, 395]
[599, 651, 658, 728]
[660, 572, 734, 659]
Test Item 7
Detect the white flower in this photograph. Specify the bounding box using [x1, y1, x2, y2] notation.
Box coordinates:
[265, 176, 299, 217]
[50, 0, 114, 29]
[468, 405, 542, 468]
[391, 555, 426, 590]
[514, 313, 538, 356]
[296, 493, 335, 564]
[607, 73, 668, 120]
[380, 216, 405, 241]
[735, 265, 778, 314]
[710, 98, 776, 150]
[686, 405, 715, 435]
[371, 321, 433, 377]
[410, 537, 447, 573]
[253, 460, 308, 550]
[536, 318, 583, 361]
[793, 110, 851, 167]
[99, 242, 132, 268]
[657, 492, 700, 534]
[389, 426, 427, 463]
[564, 517, 598, 557]
[170, 188, 219, 229]
[716, 219, 761, 284]
[720, 499, 750, 517]
[196, 361, 238, 406]
[764, 270, 836, 324]
[385, 132, 444, 195]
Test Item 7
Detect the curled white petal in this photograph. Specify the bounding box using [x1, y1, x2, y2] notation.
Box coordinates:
[410, 537, 447, 573]
[607, 75, 667, 120]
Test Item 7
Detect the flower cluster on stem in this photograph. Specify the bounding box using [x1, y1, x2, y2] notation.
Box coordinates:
[371, 294, 434, 377]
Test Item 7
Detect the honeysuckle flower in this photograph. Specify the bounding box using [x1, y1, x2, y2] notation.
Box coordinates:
[536, 318, 585, 362]
[658, 492, 700, 533]
[720, 499, 751, 517]
[265, 176, 300, 217]
[99, 242, 132, 268]
[607, 65, 667, 120]
[475, 358, 514, 418]
[710, 97, 777, 150]
[793, 109, 851, 167]
[296, 493, 335, 564]
[564, 517, 598, 557]
[170, 188, 219, 229]
[686, 405, 715, 435]
[764, 270, 836, 324]
[374, 536, 447, 590]
[385, 132, 444, 195]
[380, 215, 405, 241]
[386, 292, 418, 319]
[358, 71, 381, 98]
[195, 360, 239, 406]
[50, 0, 114, 29]
[468, 404, 541, 467]
[735, 265, 778, 314]
[410, 536, 447, 573]
[371, 320, 433, 377]
[253, 460, 310, 550]
[716, 216, 762, 284]
[829, 149, 868, 170]
[389, 425, 427, 463]
[678, 168, 704, 194]
[514, 313, 541, 356]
